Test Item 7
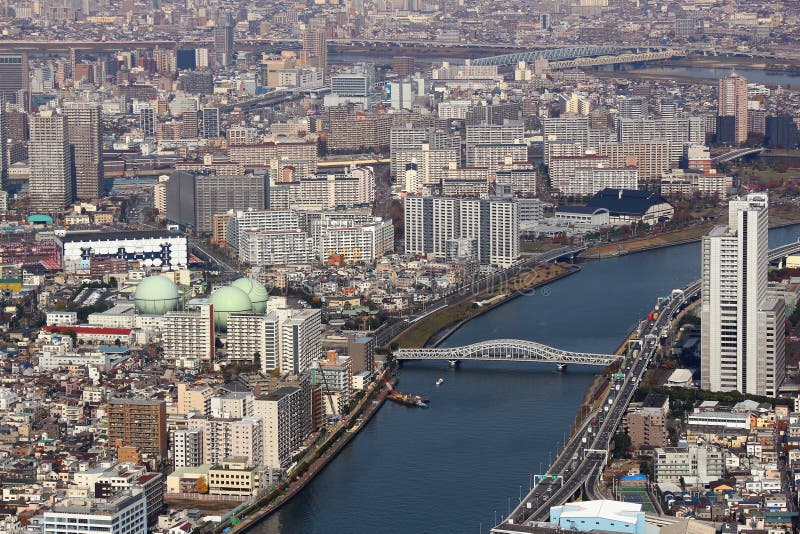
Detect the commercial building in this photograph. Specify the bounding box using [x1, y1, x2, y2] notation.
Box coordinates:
[107, 398, 168, 460]
[30, 112, 73, 212]
[64, 101, 103, 200]
[701, 194, 786, 397]
[55, 231, 189, 272]
[550, 500, 646, 534]
[0, 53, 28, 107]
[208, 458, 261, 496]
[40, 490, 147, 534]
[581, 189, 673, 226]
[164, 172, 268, 234]
[653, 446, 726, 483]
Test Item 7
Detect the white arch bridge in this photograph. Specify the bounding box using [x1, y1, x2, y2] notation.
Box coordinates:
[393, 339, 620, 367]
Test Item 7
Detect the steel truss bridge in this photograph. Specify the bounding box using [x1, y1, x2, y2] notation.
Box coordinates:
[471, 45, 622, 66]
[470, 46, 682, 67]
[548, 49, 684, 69]
[393, 339, 619, 366]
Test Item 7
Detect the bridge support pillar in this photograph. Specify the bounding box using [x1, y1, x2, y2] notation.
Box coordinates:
[448, 360, 460, 368]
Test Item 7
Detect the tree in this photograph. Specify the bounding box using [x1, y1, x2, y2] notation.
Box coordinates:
[612, 432, 632, 458]
[195, 476, 208, 494]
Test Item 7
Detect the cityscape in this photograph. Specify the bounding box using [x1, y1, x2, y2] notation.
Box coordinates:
[1, 0, 800, 533]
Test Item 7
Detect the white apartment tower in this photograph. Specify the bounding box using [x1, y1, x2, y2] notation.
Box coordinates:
[172, 428, 203, 469]
[701, 193, 785, 396]
[281, 308, 322, 375]
[162, 301, 215, 370]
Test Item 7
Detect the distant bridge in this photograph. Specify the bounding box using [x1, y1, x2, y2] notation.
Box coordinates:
[548, 49, 684, 69]
[393, 339, 619, 366]
[711, 147, 764, 164]
[471, 45, 623, 67]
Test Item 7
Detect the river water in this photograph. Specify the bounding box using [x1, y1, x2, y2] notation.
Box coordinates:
[257, 225, 800, 534]
[615, 65, 800, 87]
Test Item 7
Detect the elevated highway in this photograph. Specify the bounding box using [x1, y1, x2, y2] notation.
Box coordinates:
[711, 147, 765, 164]
[490, 238, 800, 532]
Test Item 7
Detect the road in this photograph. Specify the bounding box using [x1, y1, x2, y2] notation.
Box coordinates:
[493, 283, 699, 532]
[491, 240, 800, 532]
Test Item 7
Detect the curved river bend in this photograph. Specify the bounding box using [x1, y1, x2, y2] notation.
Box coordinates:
[257, 225, 800, 534]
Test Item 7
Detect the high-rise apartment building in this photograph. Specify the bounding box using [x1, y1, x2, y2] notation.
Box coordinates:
[199, 107, 220, 138]
[64, 101, 103, 200]
[404, 196, 520, 268]
[107, 398, 168, 459]
[162, 301, 215, 370]
[29, 112, 73, 213]
[252, 377, 312, 468]
[718, 72, 748, 144]
[0, 107, 6, 190]
[303, 20, 328, 76]
[214, 13, 234, 67]
[701, 193, 785, 396]
[187, 416, 263, 467]
[172, 428, 203, 469]
[139, 107, 155, 137]
[281, 308, 322, 375]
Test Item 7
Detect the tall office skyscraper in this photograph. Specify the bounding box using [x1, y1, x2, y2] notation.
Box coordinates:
[0, 53, 29, 109]
[64, 101, 103, 200]
[303, 20, 328, 76]
[718, 71, 748, 145]
[214, 12, 234, 67]
[701, 193, 785, 397]
[29, 112, 73, 213]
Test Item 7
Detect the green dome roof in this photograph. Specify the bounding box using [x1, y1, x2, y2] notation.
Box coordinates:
[209, 286, 252, 330]
[134, 276, 180, 315]
[231, 277, 269, 314]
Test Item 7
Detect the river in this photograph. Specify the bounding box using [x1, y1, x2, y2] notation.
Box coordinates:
[256, 225, 800, 534]
[609, 65, 800, 87]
